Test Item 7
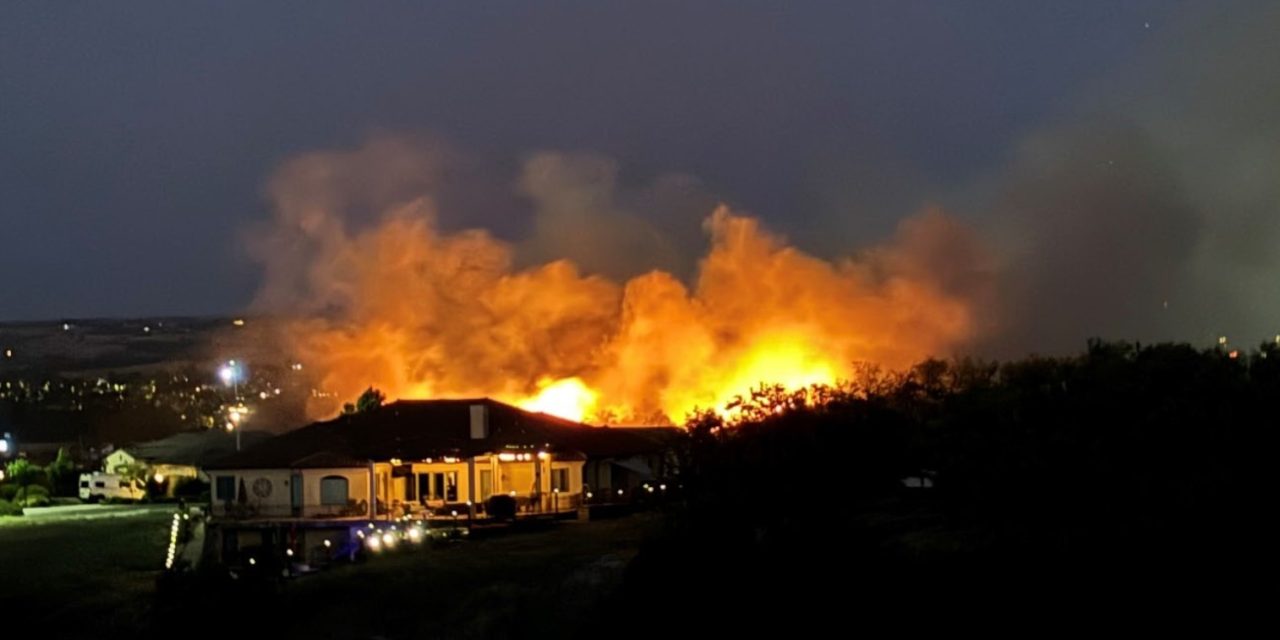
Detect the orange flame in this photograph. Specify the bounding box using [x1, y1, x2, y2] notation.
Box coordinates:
[253, 145, 987, 424]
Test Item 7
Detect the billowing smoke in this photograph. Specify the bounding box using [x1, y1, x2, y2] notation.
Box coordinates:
[970, 1, 1280, 355]
[250, 138, 988, 423]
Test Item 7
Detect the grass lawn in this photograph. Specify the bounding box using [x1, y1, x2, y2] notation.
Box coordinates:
[0, 508, 173, 628]
[170, 514, 660, 639]
[3, 511, 659, 639]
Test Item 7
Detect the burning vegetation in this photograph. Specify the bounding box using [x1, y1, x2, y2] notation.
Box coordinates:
[252, 140, 990, 424]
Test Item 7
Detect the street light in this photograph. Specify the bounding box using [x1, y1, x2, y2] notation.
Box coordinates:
[219, 360, 242, 400]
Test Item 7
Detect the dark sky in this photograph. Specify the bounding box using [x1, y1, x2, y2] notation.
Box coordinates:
[3, 1, 1276, 351]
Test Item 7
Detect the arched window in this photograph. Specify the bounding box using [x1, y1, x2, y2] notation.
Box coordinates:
[319, 475, 349, 506]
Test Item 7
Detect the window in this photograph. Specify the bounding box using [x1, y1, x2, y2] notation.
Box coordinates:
[446, 471, 458, 501]
[94, 481, 105, 489]
[215, 476, 235, 502]
[80, 480, 89, 488]
[479, 469, 493, 500]
[319, 475, 349, 506]
[551, 468, 569, 492]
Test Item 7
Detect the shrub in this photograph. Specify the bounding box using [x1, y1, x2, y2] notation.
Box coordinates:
[18, 485, 51, 507]
[173, 477, 209, 499]
[0, 484, 17, 501]
[486, 494, 517, 521]
[0, 499, 22, 517]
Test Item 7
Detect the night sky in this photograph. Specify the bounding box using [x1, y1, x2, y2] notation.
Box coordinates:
[2, 1, 1276, 353]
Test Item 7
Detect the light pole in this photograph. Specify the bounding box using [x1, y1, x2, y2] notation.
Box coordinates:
[226, 405, 247, 451]
[220, 360, 246, 451]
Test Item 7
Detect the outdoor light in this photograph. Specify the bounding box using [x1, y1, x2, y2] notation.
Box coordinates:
[286, 549, 294, 557]
[382, 532, 396, 547]
[324, 540, 332, 548]
[586, 492, 593, 499]
[537, 451, 549, 460]
[409, 527, 423, 542]
[498, 453, 516, 462]
[153, 473, 165, 483]
[618, 489, 624, 496]
[0, 439, 8, 454]
[659, 484, 667, 491]
[367, 536, 381, 551]
[248, 557, 257, 566]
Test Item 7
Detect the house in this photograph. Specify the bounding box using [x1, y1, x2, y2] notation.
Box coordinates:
[200, 398, 679, 566]
[105, 429, 272, 494]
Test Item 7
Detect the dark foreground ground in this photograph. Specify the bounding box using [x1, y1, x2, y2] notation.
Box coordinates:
[1, 509, 658, 639]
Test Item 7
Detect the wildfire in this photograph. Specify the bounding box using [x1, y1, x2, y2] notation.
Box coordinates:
[252, 142, 987, 425]
[516, 377, 599, 423]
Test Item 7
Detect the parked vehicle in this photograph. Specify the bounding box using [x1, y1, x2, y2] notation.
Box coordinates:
[78, 472, 146, 501]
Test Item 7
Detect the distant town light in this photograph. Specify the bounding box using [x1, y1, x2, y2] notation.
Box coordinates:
[232, 318, 246, 327]
[1218, 336, 1228, 345]
[291, 363, 303, 371]
[323, 540, 332, 548]
[3, 349, 12, 359]
[62, 323, 71, 331]
[248, 557, 256, 566]
[143, 326, 151, 334]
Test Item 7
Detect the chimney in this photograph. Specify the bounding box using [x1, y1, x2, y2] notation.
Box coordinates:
[469, 403, 489, 440]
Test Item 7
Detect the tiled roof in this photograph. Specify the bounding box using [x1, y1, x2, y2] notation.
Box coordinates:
[204, 398, 678, 470]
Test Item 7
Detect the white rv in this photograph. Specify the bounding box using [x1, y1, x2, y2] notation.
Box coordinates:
[78, 472, 146, 501]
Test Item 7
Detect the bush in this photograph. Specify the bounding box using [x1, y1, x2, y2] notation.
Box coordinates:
[486, 494, 517, 521]
[0, 498, 23, 516]
[18, 485, 51, 508]
[0, 484, 17, 501]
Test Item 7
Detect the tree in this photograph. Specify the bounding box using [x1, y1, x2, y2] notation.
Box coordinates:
[344, 387, 386, 415]
[46, 447, 76, 496]
[4, 458, 41, 490]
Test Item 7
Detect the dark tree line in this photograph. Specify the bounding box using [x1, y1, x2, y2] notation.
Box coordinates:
[608, 340, 1275, 632]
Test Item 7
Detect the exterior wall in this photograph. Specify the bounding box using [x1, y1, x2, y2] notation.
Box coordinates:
[104, 450, 136, 474]
[208, 467, 371, 519]
[301, 467, 372, 517]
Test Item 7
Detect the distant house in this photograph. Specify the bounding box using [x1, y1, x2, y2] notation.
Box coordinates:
[105, 430, 272, 493]
[202, 399, 679, 564]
